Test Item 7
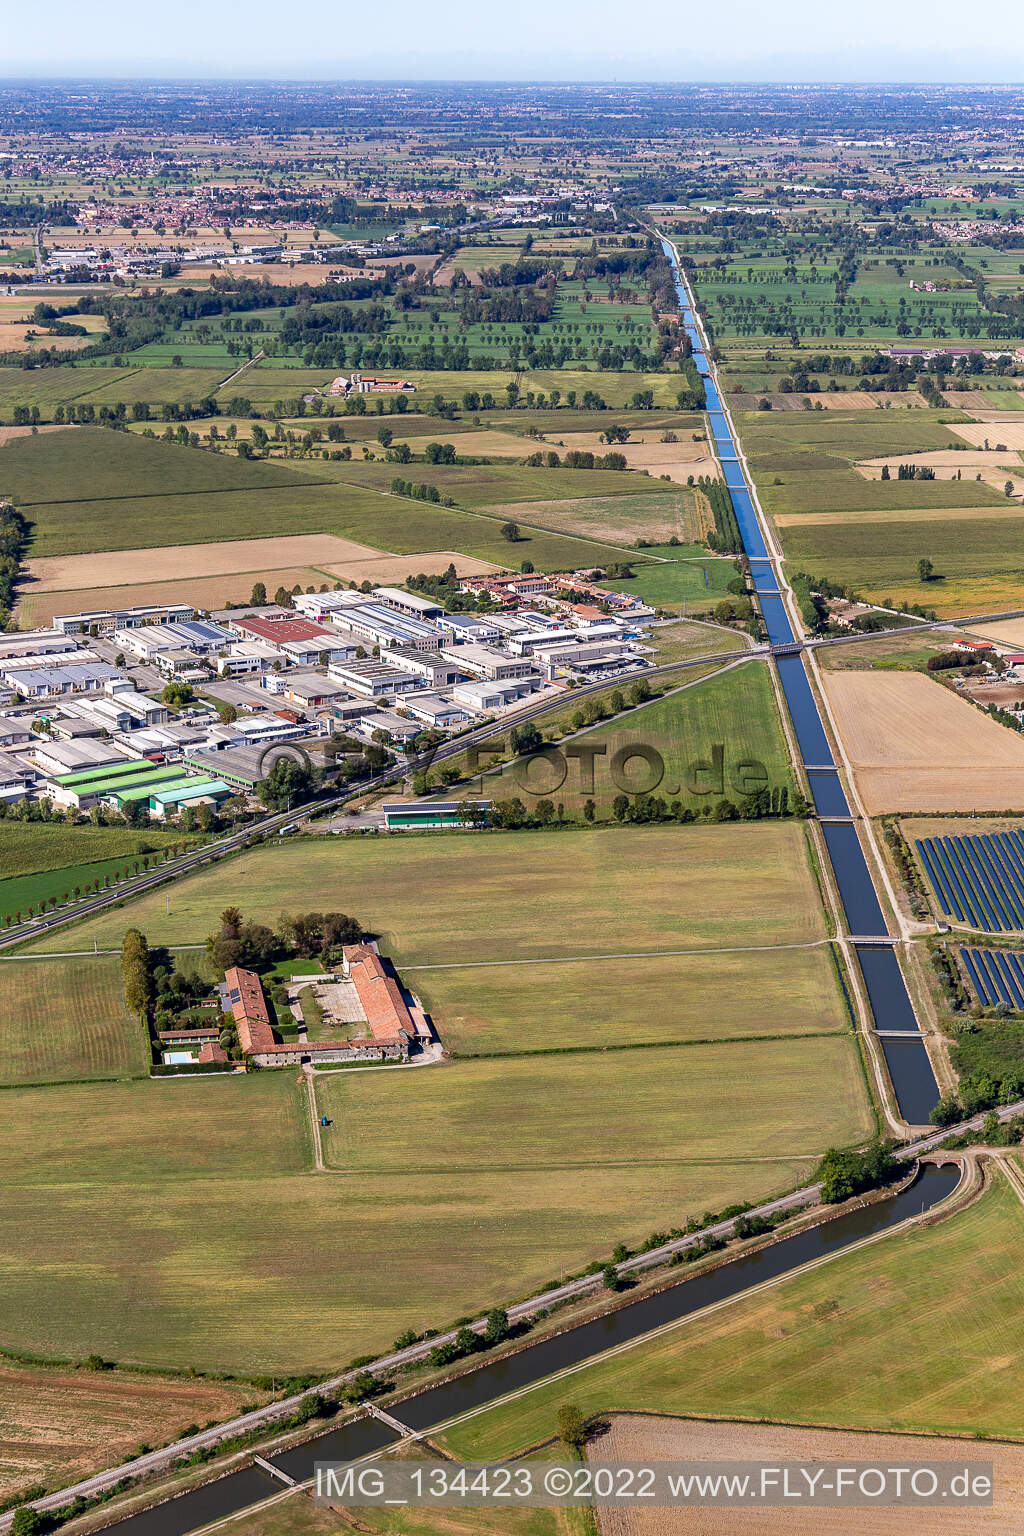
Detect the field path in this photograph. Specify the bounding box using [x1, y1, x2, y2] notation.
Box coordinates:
[304, 1068, 325, 1171]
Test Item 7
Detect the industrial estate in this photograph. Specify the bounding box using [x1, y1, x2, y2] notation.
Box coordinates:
[3, 74, 1024, 1536]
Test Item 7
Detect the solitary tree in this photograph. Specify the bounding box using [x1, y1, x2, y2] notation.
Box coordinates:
[557, 1404, 587, 1450]
[918, 557, 935, 583]
[500, 520, 522, 543]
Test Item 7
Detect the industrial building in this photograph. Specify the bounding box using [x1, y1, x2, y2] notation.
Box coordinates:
[382, 800, 492, 829]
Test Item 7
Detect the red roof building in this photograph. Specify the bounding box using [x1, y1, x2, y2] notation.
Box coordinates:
[342, 943, 415, 1045]
[233, 616, 339, 646]
[224, 966, 275, 1053]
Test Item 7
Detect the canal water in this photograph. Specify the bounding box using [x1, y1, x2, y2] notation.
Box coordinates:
[101, 1166, 959, 1536]
[661, 238, 939, 1122]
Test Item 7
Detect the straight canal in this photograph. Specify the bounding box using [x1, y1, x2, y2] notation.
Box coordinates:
[661, 236, 940, 1126]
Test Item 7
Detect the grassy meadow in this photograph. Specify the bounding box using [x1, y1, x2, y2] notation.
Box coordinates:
[413, 946, 849, 1057]
[0, 955, 150, 1086]
[0, 817, 875, 1373]
[316, 1037, 870, 1172]
[10, 426, 654, 568]
[0, 1072, 824, 1374]
[456, 660, 794, 817]
[18, 823, 831, 961]
[437, 1168, 1024, 1459]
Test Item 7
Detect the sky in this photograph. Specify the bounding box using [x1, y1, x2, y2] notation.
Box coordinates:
[2, 0, 1024, 81]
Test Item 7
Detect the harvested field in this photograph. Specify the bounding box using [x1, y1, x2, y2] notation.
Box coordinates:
[822, 669, 1024, 813]
[21, 532, 385, 592]
[967, 618, 1024, 647]
[592, 1415, 1024, 1535]
[951, 420, 1024, 452]
[731, 390, 919, 411]
[17, 570, 332, 628]
[943, 389, 1024, 412]
[405, 428, 533, 458]
[856, 450, 1024, 499]
[482, 492, 693, 545]
[0, 423, 71, 446]
[320, 550, 503, 584]
[859, 450, 1023, 470]
[543, 430, 714, 484]
[0, 1361, 266, 1502]
[774, 504, 1023, 527]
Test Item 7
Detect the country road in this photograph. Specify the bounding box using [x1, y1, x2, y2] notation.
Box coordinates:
[1, 1097, 1013, 1536]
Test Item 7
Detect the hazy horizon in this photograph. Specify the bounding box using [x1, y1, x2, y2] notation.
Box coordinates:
[2, 0, 1023, 85]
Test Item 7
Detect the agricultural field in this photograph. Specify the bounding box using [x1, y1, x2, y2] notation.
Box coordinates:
[0, 822, 182, 919]
[0, 1071, 832, 1374]
[436, 1167, 1024, 1460]
[0, 811, 873, 1374]
[0, 955, 150, 1086]
[20, 532, 385, 594]
[0, 426, 310, 505]
[457, 660, 793, 817]
[0, 1359, 267, 1503]
[479, 491, 697, 547]
[820, 669, 1024, 813]
[778, 506, 1024, 615]
[593, 1415, 1024, 1536]
[316, 1038, 869, 1171]
[18, 823, 831, 961]
[5, 422, 669, 571]
[393, 945, 848, 1057]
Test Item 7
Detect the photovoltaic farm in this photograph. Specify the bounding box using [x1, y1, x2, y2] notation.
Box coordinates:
[960, 947, 1024, 1007]
[917, 830, 1024, 931]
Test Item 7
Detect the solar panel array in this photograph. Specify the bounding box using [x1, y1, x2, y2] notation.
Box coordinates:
[916, 830, 1024, 932]
[960, 947, 1024, 1007]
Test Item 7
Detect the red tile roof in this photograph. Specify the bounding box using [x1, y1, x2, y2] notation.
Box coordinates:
[343, 943, 415, 1044]
[224, 966, 275, 1053]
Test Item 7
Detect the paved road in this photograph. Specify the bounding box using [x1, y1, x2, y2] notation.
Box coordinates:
[4, 1096, 1017, 1533]
[0, 650, 753, 954]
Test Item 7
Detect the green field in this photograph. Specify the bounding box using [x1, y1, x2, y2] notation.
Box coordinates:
[0, 824, 184, 920]
[780, 512, 1024, 614]
[437, 1168, 1024, 1459]
[286, 456, 665, 508]
[23, 476, 632, 569]
[0, 821, 180, 881]
[0, 955, 150, 1086]
[605, 556, 736, 612]
[0, 426, 310, 505]
[414, 946, 848, 1057]
[0, 1072, 830, 1373]
[317, 1037, 869, 1172]
[19, 823, 830, 961]
[459, 661, 793, 817]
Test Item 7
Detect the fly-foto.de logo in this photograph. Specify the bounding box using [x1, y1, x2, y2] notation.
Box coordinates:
[466, 740, 771, 799]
